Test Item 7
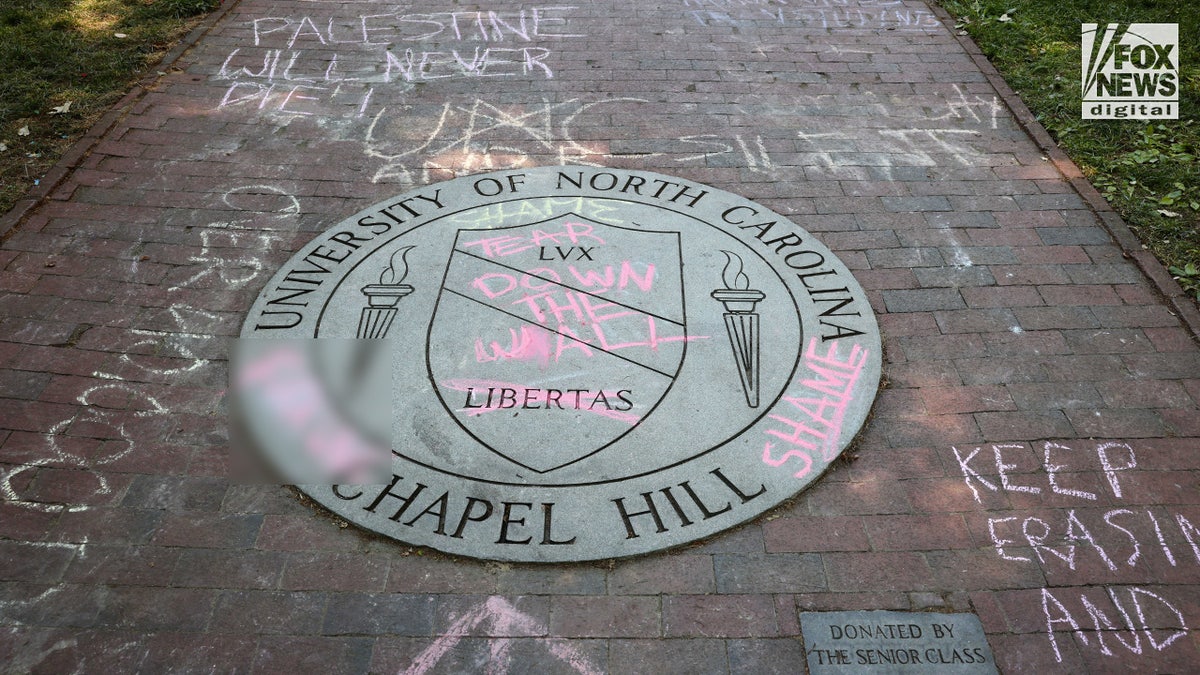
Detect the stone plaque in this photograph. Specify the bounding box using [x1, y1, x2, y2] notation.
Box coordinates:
[800, 611, 998, 673]
[236, 167, 881, 562]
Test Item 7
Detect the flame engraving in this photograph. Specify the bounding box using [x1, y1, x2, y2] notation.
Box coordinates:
[380, 245, 415, 285]
[720, 250, 750, 290]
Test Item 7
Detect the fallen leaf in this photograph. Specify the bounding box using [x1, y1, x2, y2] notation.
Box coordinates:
[49, 101, 73, 115]
[18, 126, 30, 136]
[1158, 209, 1181, 218]
[114, 32, 128, 38]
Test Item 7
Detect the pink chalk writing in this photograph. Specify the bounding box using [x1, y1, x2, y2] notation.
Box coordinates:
[762, 338, 869, 478]
[400, 596, 602, 675]
[506, 291, 691, 360]
[567, 262, 655, 293]
[475, 325, 554, 368]
[471, 262, 656, 298]
[234, 342, 387, 482]
[462, 262, 701, 369]
[460, 221, 605, 258]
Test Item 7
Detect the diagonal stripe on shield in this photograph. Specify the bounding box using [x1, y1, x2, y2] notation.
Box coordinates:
[426, 214, 687, 473]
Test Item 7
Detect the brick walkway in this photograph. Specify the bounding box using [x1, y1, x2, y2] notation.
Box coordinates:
[2, 0, 1198, 672]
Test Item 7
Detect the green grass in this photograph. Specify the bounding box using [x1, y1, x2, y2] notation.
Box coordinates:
[937, 0, 1200, 301]
[0, 0, 219, 218]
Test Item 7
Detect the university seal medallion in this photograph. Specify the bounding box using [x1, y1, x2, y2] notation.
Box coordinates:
[236, 168, 881, 562]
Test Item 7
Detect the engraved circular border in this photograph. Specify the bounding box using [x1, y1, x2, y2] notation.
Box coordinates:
[238, 168, 882, 563]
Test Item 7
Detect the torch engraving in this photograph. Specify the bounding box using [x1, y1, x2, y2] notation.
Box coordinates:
[711, 250, 764, 408]
[357, 245, 415, 339]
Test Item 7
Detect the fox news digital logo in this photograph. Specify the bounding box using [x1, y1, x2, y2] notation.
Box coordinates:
[1082, 23, 1178, 120]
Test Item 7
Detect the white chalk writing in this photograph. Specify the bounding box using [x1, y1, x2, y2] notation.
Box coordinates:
[215, 6, 584, 116]
[954, 440, 1196, 664]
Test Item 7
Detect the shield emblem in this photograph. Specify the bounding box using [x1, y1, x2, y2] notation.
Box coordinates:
[427, 214, 687, 473]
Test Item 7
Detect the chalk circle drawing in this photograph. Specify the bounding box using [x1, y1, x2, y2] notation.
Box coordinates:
[1, 183, 305, 523]
[2, 383, 169, 514]
[236, 167, 881, 562]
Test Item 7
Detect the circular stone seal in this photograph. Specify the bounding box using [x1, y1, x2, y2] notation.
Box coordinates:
[236, 168, 881, 562]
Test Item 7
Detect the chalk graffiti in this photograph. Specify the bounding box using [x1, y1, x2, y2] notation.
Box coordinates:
[762, 338, 870, 477]
[1, 384, 168, 514]
[1041, 586, 1188, 663]
[954, 441, 1136, 504]
[682, 0, 941, 32]
[795, 127, 987, 182]
[246, 8, 584, 48]
[734, 134, 776, 175]
[168, 229, 285, 293]
[231, 340, 391, 484]
[401, 596, 602, 675]
[460, 220, 608, 259]
[220, 183, 303, 217]
[876, 128, 984, 166]
[126, 185, 300, 376]
[215, 6, 584, 117]
[258, 95, 780, 185]
[469, 262, 655, 298]
[988, 507, 1200, 571]
[461, 265, 695, 363]
[217, 80, 380, 118]
[932, 84, 1005, 130]
[363, 97, 638, 185]
[783, 84, 1011, 181]
[168, 185, 298, 292]
[955, 440, 1197, 664]
[1, 625, 79, 673]
[439, 219, 708, 370]
[473, 325, 555, 367]
[446, 198, 626, 231]
[2, 184, 303, 520]
[219, 44, 556, 83]
[681, 0, 793, 7]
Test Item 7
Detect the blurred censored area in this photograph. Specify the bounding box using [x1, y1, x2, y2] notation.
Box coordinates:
[229, 339, 392, 485]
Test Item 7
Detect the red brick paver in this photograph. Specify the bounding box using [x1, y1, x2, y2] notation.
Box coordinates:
[2, 0, 1198, 672]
